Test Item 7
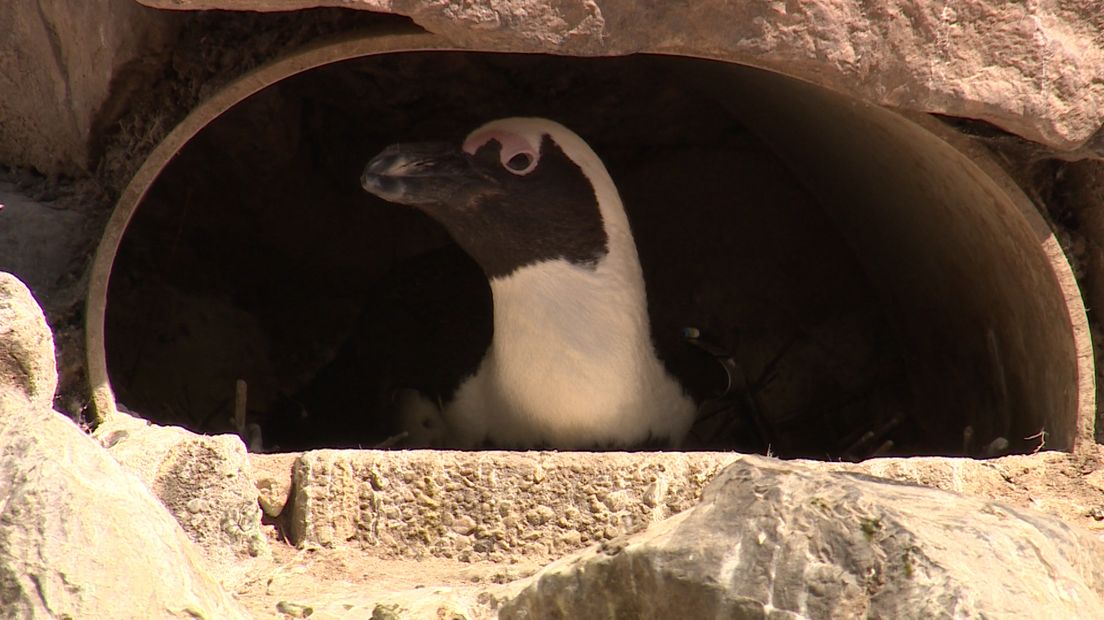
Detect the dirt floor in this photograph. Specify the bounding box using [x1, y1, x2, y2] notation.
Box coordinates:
[225, 446, 1104, 619]
[234, 544, 539, 618]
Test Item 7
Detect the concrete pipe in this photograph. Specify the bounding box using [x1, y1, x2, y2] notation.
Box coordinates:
[85, 33, 1095, 457]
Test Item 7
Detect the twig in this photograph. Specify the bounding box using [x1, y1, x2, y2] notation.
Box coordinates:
[234, 379, 248, 435]
[1025, 429, 1047, 454]
[373, 431, 410, 449]
[841, 411, 905, 461]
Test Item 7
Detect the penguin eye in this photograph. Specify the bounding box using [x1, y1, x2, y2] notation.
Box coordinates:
[505, 153, 534, 172]
[462, 127, 541, 175]
[504, 152, 536, 174]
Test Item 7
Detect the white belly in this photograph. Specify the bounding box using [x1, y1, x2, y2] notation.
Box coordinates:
[442, 259, 695, 448]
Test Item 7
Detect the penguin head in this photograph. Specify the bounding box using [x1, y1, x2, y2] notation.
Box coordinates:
[361, 118, 612, 280]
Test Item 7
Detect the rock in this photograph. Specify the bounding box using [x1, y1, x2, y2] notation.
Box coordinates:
[289, 450, 740, 561]
[501, 455, 1104, 619]
[834, 456, 1014, 497]
[0, 183, 93, 312]
[0, 272, 57, 409]
[134, 0, 1104, 153]
[0, 392, 248, 619]
[251, 452, 298, 517]
[0, 0, 177, 175]
[272, 449, 1104, 564]
[241, 444, 1104, 567]
[95, 410, 270, 566]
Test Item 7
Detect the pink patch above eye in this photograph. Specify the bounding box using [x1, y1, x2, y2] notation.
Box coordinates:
[463, 129, 540, 174]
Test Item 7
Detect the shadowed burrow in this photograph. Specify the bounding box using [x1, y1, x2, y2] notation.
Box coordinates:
[90, 52, 1091, 458]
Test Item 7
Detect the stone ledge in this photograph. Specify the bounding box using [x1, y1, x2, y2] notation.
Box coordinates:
[264, 448, 1104, 564]
[287, 450, 740, 562]
[0, 271, 57, 409]
[502, 455, 1104, 619]
[239, 448, 1104, 618]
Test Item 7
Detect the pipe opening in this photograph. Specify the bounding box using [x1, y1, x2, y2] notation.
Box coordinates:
[99, 52, 1088, 457]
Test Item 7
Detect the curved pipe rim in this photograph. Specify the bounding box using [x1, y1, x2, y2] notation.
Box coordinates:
[84, 31, 1096, 452]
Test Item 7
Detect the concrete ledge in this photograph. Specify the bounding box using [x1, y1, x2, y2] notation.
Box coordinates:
[264, 448, 1103, 564]
[288, 450, 740, 562]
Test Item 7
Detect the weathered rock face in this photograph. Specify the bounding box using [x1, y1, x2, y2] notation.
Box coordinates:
[4, 0, 1098, 175]
[0, 272, 248, 619]
[0, 397, 250, 619]
[290, 450, 740, 562]
[134, 0, 1104, 154]
[502, 455, 1104, 619]
[0, 183, 94, 312]
[0, 0, 177, 175]
[0, 272, 57, 409]
[95, 411, 271, 566]
[251, 452, 298, 517]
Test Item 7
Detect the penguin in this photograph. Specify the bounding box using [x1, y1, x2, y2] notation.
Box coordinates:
[360, 117, 696, 449]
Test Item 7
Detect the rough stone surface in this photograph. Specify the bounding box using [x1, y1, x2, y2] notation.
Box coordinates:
[0, 272, 57, 410]
[836, 456, 1028, 497]
[0, 0, 177, 174]
[0, 183, 93, 312]
[0, 385, 245, 616]
[252, 452, 298, 517]
[501, 455, 1104, 619]
[230, 447, 1104, 618]
[290, 450, 740, 561]
[95, 410, 271, 566]
[274, 448, 1104, 560]
[135, 0, 1104, 153]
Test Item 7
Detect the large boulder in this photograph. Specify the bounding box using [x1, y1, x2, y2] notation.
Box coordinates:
[0, 183, 93, 313]
[95, 411, 271, 567]
[0, 396, 249, 619]
[502, 455, 1104, 618]
[0, 0, 177, 174]
[135, 0, 1104, 153]
[0, 272, 57, 409]
[0, 272, 247, 619]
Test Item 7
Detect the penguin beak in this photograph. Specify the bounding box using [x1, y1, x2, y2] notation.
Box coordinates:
[361, 142, 495, 207]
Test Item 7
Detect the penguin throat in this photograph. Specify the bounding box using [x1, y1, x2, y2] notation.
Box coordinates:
[485, 254, 652, 390]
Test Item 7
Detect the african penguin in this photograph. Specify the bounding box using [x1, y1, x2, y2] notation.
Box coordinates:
[361, 117, 696, 449]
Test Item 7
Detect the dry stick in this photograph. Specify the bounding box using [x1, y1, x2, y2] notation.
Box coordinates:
[841, 411, 905, 461]
[373, 432, 410, 449]
[1025, 429, 1046, 455]
[869, 440, 895, 458]
[962, 425, 975, 455]
[234, 379, 248, 436]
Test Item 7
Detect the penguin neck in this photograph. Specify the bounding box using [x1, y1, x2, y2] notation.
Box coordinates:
[485, 235, 654, 379]
[480, 153, 656, 382]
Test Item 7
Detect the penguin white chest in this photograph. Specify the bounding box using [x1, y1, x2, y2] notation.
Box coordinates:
[452, 259, 665, 447]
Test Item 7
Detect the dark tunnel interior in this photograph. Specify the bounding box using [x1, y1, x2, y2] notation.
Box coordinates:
[104, 52, 1078, 457]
